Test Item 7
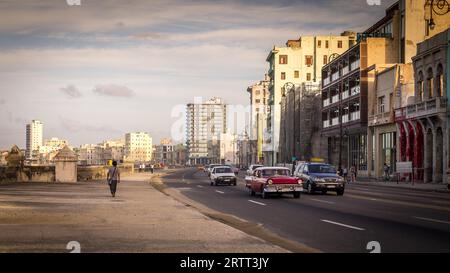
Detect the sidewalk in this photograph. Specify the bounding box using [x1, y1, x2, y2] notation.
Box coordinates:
[0, 172, 287, 253]
[350, 177, 450, 194]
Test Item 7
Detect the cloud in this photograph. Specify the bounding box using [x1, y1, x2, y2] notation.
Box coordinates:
[60, 84, 82, 98]
[92, 84, 135, 98]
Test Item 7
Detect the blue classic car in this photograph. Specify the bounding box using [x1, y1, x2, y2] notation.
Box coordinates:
[294, 163, 345, 195]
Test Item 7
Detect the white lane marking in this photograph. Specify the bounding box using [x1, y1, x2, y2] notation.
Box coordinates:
[215, 190, 225, 194]
[321, 219, 365, 231]
[248, 200, 267, 206]
[310, 198, 335, 204]
[197, 185, 204, 188]
[413, 216, 450, 225]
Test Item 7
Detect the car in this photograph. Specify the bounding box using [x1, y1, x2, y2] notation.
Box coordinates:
[210, 166, 237, 186]
[246, 164, 264, 176]
[294, 163, 345, 195]
[206, 164, 222, 177]
[247, 167, 303, 199]
[223, 164, 240, 175]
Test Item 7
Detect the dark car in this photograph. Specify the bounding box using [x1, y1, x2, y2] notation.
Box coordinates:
[294, 163, 345, 195]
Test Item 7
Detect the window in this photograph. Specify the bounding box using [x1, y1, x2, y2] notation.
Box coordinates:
[294, 70, 299, 78]
[281, 72, 286, 80]
[323, 55, 328, 65]
[306, 73, 311, 81]
[255, 99, 261, 104]
[305, 55, 313, 67]
[378, 96, 385, 113]
[337, 40, 343, 48]
[279, 55, 288, 64]
[325, 40, 329, 48]
[255, 90, 260, 95]
[318, 40, 322, 48]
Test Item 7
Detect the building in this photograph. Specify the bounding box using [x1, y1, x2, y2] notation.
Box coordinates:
[38, 137, 70, 164]
[124, 132, 152, 163]
[78, 144, 101, 165]
[367, 64, 414, 179]
[100, 139, 125, 164]
[172, 144, 187, 166]
[395, 29, 450, 184]
[26, 120, 43, 160]
[219, 132, 238, 165]
[279, 83, 324, 163]
[0, 150, 8, 166]
[186, 97, 227, 165]
[153, 139, 174, 165]
[265, 32, 356, 165]
[247, 75, 270, 164]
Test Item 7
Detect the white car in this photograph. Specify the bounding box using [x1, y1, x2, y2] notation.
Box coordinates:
[246, 164, 264, 176]
[207, 164, 222, 177]
[210, 166, 237, 186]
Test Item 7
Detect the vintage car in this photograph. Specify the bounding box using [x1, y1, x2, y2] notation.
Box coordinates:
[246, 164, 264, 176]
[294, 163, 345, 195]
[247, 167, 303, 199]
[210, 166, 237, 186]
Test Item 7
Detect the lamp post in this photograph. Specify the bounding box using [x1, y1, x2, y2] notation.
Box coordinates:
[426, 0, 449, 32]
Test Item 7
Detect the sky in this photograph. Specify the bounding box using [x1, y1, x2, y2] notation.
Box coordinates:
[0, 0, 396, 149]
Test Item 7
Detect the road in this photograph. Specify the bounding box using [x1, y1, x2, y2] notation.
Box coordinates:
[160, 168, 450, 253]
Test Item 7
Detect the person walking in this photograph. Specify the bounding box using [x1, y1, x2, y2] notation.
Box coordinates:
[350, 165, 356, 183]
[107, 161, 121, 197]
[150, 164, 154, 174]
[383, 163, 390, 181]
[343, 167, 348, 182]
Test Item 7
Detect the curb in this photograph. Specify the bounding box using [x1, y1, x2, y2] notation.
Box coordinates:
[350, 181, 450, 194]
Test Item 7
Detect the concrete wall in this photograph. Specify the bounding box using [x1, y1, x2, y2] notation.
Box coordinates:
[0, 166, 55, 183]
[77, 164, 134, 181]
[55, 161, 77, 183]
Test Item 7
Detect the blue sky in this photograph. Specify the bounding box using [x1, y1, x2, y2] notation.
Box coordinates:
[0, 0, 396, 149]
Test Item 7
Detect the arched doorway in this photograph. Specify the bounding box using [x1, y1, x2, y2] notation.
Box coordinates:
[415, 122, 424, 181]
[425, 128, 433, 183]
[435, 127, 444, 182]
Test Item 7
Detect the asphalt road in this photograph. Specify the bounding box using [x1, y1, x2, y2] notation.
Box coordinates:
[160, 168, 450, 253]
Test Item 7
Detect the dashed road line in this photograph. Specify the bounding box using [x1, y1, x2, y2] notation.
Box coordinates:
[310, 199, 335, 204]
[413, 216, 450, 225]
[248, 200, 267, 206]
[197, 185, 204, 188]
[321, 219, 365, 231]
[215, 190, 225, 194]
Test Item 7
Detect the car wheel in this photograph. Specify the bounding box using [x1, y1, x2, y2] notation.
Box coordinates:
[337, 189, 344, 196]
[210, 181, 213, 186]
[293, 192, 300, 199]
[307, 183, 314, 194]
[261, 190, 269, 199]
[233, 181, 237, 186]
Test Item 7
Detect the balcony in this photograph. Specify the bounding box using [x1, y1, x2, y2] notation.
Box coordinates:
[323, 99, 330, 107]
[350, 111, 360, 121]
[342, 66, 349, 76]
[331, 94, 339, 104]
[350, 85, 360, 96]
[368, 111, 393, 126]
[350, 59, 360, 71]
[323, 77, 331, 86]
[323, 120, 330, 128]
[342, 115, 349, 123]
[406, 97, 448, 119]
[394, 107, 407, 122]
[341, 91, 349, 100]
[331, 117, 339, 126]
[331, 72, 340, 82]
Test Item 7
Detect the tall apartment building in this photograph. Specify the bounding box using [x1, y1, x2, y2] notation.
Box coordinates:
[124, 132, 152, 163]
[247, 74, 270, 164]
[186, 97, 227, 165]
[26, 120, 43, 160]
[265, 33, 356, 165]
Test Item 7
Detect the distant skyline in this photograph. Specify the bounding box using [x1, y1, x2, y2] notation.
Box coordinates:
[0, 0, 396, 150]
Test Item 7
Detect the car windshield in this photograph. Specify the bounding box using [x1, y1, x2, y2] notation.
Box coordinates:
[308, 165, 336, 174]
[261, 169, 290, 177]
[252, 165, 263, 170]
[215, 167, 233, 174]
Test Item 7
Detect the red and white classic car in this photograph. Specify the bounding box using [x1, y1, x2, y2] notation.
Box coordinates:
[246, 167, 303, 199]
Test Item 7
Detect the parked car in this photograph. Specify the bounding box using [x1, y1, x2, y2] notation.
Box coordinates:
[247, 167, 303, 199]
[294, 163, 345, 195]
[246, 164, 264, 176]
[210, 166, 237, 186]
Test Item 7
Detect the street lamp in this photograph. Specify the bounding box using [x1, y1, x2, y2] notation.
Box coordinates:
[426, 0, 449, 32]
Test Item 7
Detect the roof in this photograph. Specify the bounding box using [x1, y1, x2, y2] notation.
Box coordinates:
[257, 167, 290, 170]
[54, 146, 77, 161]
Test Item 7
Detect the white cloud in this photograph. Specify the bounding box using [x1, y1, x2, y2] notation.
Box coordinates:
[60, 84, 82, 98]
[93, 84, 135, 98]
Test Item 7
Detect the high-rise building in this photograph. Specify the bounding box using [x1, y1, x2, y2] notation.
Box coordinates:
[26, 120, 43, 160]
[186, 97, 227, 165]
[265, 33, 356, 165]
[124, 132, 152, 163]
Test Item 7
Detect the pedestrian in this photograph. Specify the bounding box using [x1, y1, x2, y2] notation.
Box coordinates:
[150, 164, 154, 174]
[343, 167, 348, 182]
[107, 161, 120, 197]
[350, 165, 356, 183]
[383, 163, 390, 181]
